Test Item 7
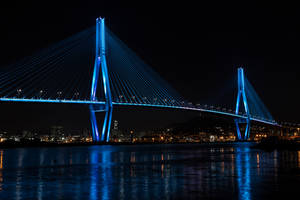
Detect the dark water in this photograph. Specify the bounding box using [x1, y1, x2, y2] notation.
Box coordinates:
[0, 143, 299, 200]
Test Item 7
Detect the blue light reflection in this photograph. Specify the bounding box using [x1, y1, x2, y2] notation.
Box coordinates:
[236, 146, 251, 200]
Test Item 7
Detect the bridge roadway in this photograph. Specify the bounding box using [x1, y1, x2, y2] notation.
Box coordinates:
[0, 97, 277, 126]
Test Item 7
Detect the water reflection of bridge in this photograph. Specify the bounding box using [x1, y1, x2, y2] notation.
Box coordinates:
[2, 144, 300, 199]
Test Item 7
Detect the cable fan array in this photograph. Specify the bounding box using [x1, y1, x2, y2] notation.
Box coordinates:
[0, 22, 275, 124]
[105, 28, 186, 106]
[0, 25, 187, 107]
[244, 78, 274, 122]
[0, 27, 96, 100]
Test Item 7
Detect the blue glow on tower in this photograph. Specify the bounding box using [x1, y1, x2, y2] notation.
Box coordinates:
[89, 17, 113, 142]
[235, 68, 251, 140]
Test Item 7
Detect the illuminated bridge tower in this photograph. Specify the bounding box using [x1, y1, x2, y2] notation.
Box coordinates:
[90, 17, 113, 142]
[235, 68, 251, 140]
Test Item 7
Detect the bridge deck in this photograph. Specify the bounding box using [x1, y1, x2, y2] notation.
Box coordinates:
[0, 98, 277, 125]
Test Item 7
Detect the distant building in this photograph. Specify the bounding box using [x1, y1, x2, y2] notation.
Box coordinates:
[50, 126, 64, 141]
[113, 120, 119, 130]
[22, 130, 33, 138]
[82, 129, 90, 138]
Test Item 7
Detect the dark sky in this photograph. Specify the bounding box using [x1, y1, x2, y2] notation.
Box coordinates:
[0, 1, 299, 132]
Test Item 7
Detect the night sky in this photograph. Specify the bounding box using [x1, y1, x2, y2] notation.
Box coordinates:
[0, 1, 299, 132]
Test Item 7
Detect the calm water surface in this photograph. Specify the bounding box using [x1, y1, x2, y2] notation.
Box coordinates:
[0, 143, 299, 200]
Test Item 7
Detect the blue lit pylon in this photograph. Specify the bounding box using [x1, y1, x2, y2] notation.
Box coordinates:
[235, 67, 251, 140]
[90, 17, 113, 142]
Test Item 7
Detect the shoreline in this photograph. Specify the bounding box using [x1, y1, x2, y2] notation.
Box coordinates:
[0, 141, 254, 149]
[0, 139, 299, 150]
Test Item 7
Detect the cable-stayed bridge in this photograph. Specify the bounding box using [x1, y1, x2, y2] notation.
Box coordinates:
[0, 17, 277, 142]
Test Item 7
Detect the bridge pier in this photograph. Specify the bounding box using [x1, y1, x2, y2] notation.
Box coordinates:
[90, 106, 100, 141]
[89, 104, 113, 142]
[101, 105, 113, 142]
[234, 118, 251, 141]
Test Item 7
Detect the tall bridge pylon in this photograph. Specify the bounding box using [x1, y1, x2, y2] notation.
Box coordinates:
[235, 68, 251, 140]
[90, 17, 113, 142]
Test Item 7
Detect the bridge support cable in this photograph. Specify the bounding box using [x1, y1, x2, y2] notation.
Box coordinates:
[105, 28, 186, 106]
[244, 78, 275, 123]
[0, 26, 96, 100]
[0, 27, 92, 82]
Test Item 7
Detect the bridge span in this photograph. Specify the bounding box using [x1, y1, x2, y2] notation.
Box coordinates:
[0, 17, 278, 142]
